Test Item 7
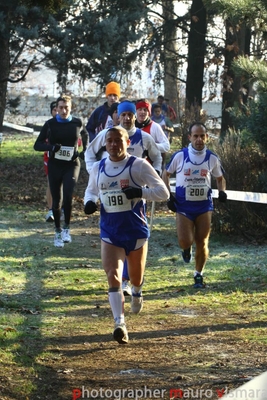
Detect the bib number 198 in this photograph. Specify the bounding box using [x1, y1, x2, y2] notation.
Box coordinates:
[108, 195, 123, 206]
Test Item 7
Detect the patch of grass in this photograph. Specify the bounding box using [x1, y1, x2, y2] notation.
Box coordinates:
[0, 134, 38, 163]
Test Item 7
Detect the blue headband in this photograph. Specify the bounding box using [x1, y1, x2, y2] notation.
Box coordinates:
[118, 101, 136, 116]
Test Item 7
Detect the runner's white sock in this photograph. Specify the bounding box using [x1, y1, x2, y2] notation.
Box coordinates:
[108, 288, 125, 325]
[132, 280, 144, 295]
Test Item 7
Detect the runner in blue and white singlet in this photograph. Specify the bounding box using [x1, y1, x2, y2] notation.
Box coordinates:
[84, 126, 169, 345]
[166, 144, 225, 216]
[87, 154, 166, 246]
[84, 100, 163, 296]
[162, 123, 227, 289]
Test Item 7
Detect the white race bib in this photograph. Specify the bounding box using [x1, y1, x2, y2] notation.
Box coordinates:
[100, 189, 132, 213]
[54, 146, 74, 161]
[185, 185, 209, 201]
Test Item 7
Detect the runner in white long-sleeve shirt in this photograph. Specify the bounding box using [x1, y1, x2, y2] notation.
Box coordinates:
[84, 126, 169, 344]
[84, 100, 163, 296]
[85, 100, 162, 175]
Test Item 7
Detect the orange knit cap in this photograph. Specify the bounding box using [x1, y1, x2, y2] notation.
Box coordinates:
[105, 82, 121, 97]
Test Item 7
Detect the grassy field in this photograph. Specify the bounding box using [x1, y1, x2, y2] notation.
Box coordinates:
[0, 132, 267, 400]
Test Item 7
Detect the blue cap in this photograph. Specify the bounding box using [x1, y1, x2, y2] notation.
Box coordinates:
[118, 101, 136, 116]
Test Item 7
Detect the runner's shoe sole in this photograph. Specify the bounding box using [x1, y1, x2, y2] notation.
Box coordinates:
[113, 324, 129, 344]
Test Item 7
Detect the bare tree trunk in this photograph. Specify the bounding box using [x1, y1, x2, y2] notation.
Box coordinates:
[0, 23, 10, 131]
[162, 0, 179, 121]
[185, 0, 207, 112]
[221, 19, 250, 133]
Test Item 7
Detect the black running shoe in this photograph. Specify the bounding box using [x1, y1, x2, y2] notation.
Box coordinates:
[182, 247, 192, 263]
[193, 273, 206, 289]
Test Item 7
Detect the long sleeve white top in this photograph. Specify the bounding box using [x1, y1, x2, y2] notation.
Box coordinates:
[142, 120, 170, 153]
[84, 154, 169, 204]
[85, 125, 162, 174]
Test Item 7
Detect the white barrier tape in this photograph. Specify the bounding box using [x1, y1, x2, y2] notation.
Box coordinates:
[212, 189, 267, 204]
[150, 181, 267, 230]
[3, 121, 34, 133]
[170, 183, 267, 204]
[149, 201, 156, 231]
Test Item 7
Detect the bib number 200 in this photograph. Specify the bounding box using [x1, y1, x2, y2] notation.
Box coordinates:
[189, 187, 205, 197]
[186, 185, 208, 201]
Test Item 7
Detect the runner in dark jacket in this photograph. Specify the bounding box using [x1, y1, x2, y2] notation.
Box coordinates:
[34, 95, 88, 248]
[86, 81, 121, 142]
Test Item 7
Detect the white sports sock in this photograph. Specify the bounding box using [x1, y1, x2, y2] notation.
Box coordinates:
[194, 271, 202, 277]
[108, 288, 125, 325]
[132, 281, 143, 295]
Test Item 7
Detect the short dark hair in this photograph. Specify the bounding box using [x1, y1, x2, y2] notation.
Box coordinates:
[153, 103, 162, 110]
[56, 95, 72, 105]
[50, 101, 57, 113]
[188, 122, 207, 134]
[108, 102, 119, 116]
[106, 126, 129, 141]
